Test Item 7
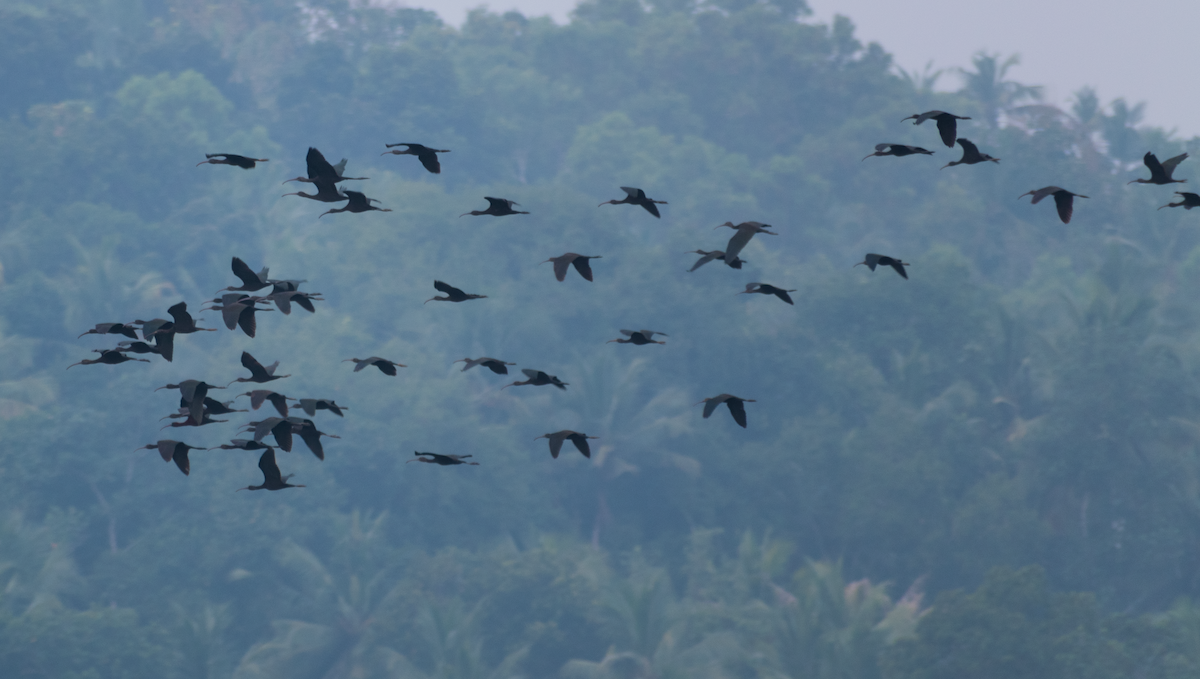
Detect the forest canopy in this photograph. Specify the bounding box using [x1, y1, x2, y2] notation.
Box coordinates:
[1, 0, 1200, 677]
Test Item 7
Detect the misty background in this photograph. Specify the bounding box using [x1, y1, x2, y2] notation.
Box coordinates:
[2, 0, 1200, 677]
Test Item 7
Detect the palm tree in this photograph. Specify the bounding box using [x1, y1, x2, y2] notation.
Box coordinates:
[957, 52, 1042, 128]
[411, 599, 528, 679]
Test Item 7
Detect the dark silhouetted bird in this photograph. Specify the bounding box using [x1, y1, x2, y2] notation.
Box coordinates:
[716, 221, 777, 262]
[241, 417, 294, 452]
[202, 293, 272, 337]
[1129, 152, 1188, 185]
[318, 190, 391, 218]
[460, 197, 528, 217]
[216, 438, 273, 452]
[221, 258, 273, 293]
[686, 250, 744, 271]
[454, 357, 516, 375]
[136, 440, 206, 476]
[282, 179, 348, 203]
[608, 329, 667, 345]
[284, 147, 367, 185]
[287, 417, 339, 460]
[166, 302, 215, 334]
[855, 253, 910, 279]
[156, 380, 224, 425]
[862, 144, 934, 161]
[229, 352, 290, 387]
[901, 111, 971, 147]
[535, 431, 598, 459]
[197, 153, 268, 169]
[1018, 186, 1089, 224]
[543, 253, 602, 282]
[344, 357, 406, 376]
[238, 449, 305, 491]
[295, 398, 347, 417]
[382, 143, 450, 173]
[1160, 192, 1200, 210]
[739, 283, 795, 305]
[503, 369, 568, 390]
[238, 389, 292, 417]
[941, 139, 1000, 169]
[696, 394, 756, 428]
[262, 290, 322, 315]
[115, 340, 165, 357]
[78, 323, 139, 340]
[425, 280, 487, 303]
[409, 452, 479, 466]
[68, 349, 150, 369]
[598, 187, 668, 218]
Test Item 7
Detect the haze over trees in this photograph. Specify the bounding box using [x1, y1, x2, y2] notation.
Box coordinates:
[2, 0, 1200, 677]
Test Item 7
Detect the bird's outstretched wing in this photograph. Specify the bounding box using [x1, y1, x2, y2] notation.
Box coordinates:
[1053, 191, 1075, 224]
[726, 399, 748, 428]
[935, 115, 958, 147]
[1162, 153, 1188, 176]
[552, 258, 570, 281]
[418, 150, 441, 174]
[434, 280, 464, 296]
[572, 256, 596, 281]
[258, 449, 283, 485]
[570, 434, 592, 458]
[702, 395, 727, 419]
[306, 147, 339, 182]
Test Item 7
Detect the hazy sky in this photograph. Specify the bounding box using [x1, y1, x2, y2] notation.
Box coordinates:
[407, 0, 1200, 139]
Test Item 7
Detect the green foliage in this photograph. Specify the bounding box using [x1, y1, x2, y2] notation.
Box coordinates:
[1, 0, 1199, 675]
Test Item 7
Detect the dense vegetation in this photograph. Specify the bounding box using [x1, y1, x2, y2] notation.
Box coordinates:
[2, 0, 1200, 677]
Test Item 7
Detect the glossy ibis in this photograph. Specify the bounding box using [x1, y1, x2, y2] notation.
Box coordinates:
[382, 143, 450, 173]
[739, 283, 795, 305]
[78, 323, 138, 340]
[156, 380, 224, 425]
[202, 294, 272, 337]
[503, 369, 568, 390]
[901, 111, 971, 147]
[216, 439, 274, 452]
[136, 440, 206, 476]
[855, 253, 910, 279]
[318, 190, 391, 218]
[607, 329, 667, 345]
[599, 187, 667, 218]
[460, 197, 527, 217]
[425, 280, 487, 303]
[543, 253, 602, 282]
[228, 352, 290, 387]
[535, 431, 597, 459]
[344, 357, 406, 376]
[1159, 192, 1200, 210]
[409, 452, 479, 465]
[941, 139, 1000, 169]
[197, 153, 268, 169]
[283, 147, 367, 185]
[67, 349, 150, 369]
[237, 449, 305, 491]
[1129, 152, 1188, 185]
[220, 257, 273, 293]
[295, 398, 347, 417]
[287, 417, 338, 461]
[1018, 186, 1089, 224]
[454, 357, 516, 375]
[862, 144, 934, 161]
[696, 394, 756, 428]
[686, 250, 744, 271]
[241, 417, 294, 452]
[716, 221, 777, 262]
[238, 389, 292, 417]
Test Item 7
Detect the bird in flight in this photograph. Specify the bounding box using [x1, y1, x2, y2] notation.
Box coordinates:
[67, 349, 150, 369]
[1018, 186, 1088, 224]
[598, 187, 668, 218]
[901, 111, 971, 147]
[861, 144, 934, 161]
[542, 253, 602, 282]
[503, 369, 568, 390]
[607, 329, 667, 345]
[1128, 152, 1188, 185]
[197, 153, 268, 169]
[136, 440, 207, 476]
[535, 431, 598, 458]
[941, 139, 1000, 169]
[716, 221, 776, 263]
[409, 452, 479, 466]
[696, 394, 756, 428]
[318, 190, 391, 218]
[425, 280, 487, 303]
[686, 250, 744, 271]
[382, 143, 450, 173]
[461, 197, 528, 217]
[238, 449, 305, 491]
[454, 357, 516, 375]
[739, 283, 796, 305]
[1159, 192, 1200, 210]
[855, 253, 910, 279]
[344, 357, 406, 376]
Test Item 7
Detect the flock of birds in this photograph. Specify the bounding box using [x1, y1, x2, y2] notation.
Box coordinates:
[76, 112, 1194, 492]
